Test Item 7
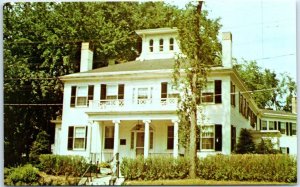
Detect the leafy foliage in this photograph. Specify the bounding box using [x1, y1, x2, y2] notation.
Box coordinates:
[29, 131, 51, 163]
[121, 154, 296, 182]
[256, 138, 280, 154]
[38, 154, 88, 177]
[235, 128, 256, 154]
[3, 1, 180, 166]
[235, 60, 296, 111]
[173, 2, 221, 178]
[120, 156, 190, 180]
[7, 164, 39, 185]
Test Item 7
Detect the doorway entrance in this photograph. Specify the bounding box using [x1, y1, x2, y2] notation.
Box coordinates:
[136, 132, 144, 156]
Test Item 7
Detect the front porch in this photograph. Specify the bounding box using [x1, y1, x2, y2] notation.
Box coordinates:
[88, 118, 180, 163]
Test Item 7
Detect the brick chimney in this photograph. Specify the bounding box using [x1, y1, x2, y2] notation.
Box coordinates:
[222, 32, 232, 68]
[80, 42, 93, 72]
[292, 97, 297, 114]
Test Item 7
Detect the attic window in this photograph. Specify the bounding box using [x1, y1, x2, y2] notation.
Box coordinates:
[149, 39, 154, 52]
[169, 38, 174, 51]
[159, 39, 164, 51]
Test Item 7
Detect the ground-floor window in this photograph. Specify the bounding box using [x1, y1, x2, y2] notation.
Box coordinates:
[280, 147, 289, 154]
[105, 126, 114, 149]
[201, 126, 214, 150]
[67, 126, 88, 150]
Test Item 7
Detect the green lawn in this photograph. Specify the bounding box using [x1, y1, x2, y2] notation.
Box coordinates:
[124, 179, 292, 185]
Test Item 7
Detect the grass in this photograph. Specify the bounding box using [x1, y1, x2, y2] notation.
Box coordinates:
[124, 179, 292, 185]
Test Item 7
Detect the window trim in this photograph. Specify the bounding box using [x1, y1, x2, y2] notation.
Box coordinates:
[201, 125, 215, 151]
[68, 126, 88, 151]
[201, 81, 215, 104]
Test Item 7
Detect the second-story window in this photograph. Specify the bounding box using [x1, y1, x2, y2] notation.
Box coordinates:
[149, 39, 154, 52]
[106, 85, 118, 99]
[230, 82, 236, 107]
[169, 38, 174, 51]
[202, 82, 214, 103]
[70, 85, 94, 107]
[138, 88, 148, 100]
[159, 39, 164, 51]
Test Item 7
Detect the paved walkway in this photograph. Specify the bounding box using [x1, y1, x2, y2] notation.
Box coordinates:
[84, 168, 125, 186]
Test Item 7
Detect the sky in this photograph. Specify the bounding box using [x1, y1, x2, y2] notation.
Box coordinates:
[166, 0, 297, 81]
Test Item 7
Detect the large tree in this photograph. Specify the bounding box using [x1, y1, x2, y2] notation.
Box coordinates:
[173, 2, 221, 178]
[3, 2, 180, 166]
[235, 60, 296, 111]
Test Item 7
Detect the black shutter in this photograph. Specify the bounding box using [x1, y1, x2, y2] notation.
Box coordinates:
[85, 126, 88, 149]
[196, 126, 200, 151]
[70, 86, 76, 107]
[118, 84, 125, 99]
[286, 122, 289, 136]
[88, 85, 94, 106]
[287, 147, 290, 154]
[289, 123, 293, 136]
[100, 84, 107, 100]
[231, 125, 236, 152]
[214, 80, 222, 103]
[161, 82, 168, 100]
[215, 124, 222, 151]
[259, 119, 262, 130]
[68, 126, 74, 150]
[278, 121, 281, 131]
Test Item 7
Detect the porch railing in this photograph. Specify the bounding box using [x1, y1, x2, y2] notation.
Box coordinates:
[89, 98, 178, 111]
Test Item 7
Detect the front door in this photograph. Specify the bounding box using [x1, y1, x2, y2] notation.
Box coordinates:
[136, 132, 144, 156]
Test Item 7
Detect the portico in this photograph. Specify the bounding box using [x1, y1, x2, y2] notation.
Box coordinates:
[88, 112, 180, 163]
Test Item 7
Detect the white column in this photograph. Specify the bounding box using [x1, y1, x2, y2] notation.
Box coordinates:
[172, 119, 179, 158]
[113, 120, 120, 157]
[143, 120, 151, 158]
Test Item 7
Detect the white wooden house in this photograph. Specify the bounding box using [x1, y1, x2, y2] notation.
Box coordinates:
[51, 28, 297, 163]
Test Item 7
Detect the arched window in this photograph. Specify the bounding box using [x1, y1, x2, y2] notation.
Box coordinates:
[159, 39, 164, 51]
[169, 38, 174, 51]
[149, 39, 154, 52]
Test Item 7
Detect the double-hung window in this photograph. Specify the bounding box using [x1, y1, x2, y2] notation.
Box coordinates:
[106, 85, 118, 99]
[104, 126, 114, 149]
[292, 123, 296, 135]
[269, 121, 276, 130]
[201, 126, 214, 150]
[261, 120, 267, 130]
[67, 126, 88, 150]
[202, 82, 214, 103]
[70, 85, 94, 107]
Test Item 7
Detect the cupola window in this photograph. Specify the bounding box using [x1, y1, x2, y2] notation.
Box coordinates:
[159, 39, 164, 51]
[169, 38, 174, 51]
[149, 39, 154, 52]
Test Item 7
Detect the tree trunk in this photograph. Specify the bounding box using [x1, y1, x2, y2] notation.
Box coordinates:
[189, 109, 197, 178]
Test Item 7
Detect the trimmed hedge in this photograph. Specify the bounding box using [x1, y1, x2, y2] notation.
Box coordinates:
[120, 154, 297, 182]
[121, 156, 190, 180]
[39, 154, 88, 177]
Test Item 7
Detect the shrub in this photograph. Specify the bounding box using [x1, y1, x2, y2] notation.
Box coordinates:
[196, 154, 297, 182]
[236, 128, 256, 154]
[39, 154, 88, 177]
[8, 164, 39, 185]
[121, 156, 190, 180]
[29, 131, 51, 164]
[256, 139, 280, 154]
[121, 154, 296, 183]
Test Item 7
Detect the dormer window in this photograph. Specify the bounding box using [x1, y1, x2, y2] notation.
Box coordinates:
[159, 39, 164, 51]
[149, 39, 153, 52]
[169, 38, 174, 51]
